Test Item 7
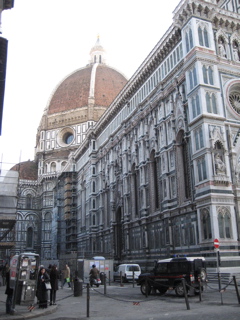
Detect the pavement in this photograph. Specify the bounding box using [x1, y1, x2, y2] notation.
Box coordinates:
[0, 280, 66, 320]
[0, 277, 239, 320]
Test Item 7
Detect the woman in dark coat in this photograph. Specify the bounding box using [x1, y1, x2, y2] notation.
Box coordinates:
[37, 267, 50, 308]
[49, 265, 59, 305]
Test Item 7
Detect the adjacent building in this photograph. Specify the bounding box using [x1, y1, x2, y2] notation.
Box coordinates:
[0, 0, 16, 264]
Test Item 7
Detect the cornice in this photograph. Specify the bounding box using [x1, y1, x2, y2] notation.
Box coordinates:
[173, 0, 240, 31]
[94, 27, 181, 136]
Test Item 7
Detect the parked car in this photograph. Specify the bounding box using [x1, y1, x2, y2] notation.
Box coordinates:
[113, 264, 141, 282]
[137, 257, 207, 297]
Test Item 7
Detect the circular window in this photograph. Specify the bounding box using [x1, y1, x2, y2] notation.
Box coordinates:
[64, 133, 74, 144]
[227, 81, 240, 116]
[229, 91, 240, 114]
[57, 127, 75, 147]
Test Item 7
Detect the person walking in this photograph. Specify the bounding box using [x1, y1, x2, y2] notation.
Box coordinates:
[49, 265, 59, 305]
[36, 267, 50, 308]
[62, 264, 71, 288]
[47, 264, 52, 275]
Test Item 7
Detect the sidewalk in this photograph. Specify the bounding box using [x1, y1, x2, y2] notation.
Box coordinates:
[0, 279, 240, 320]
[0, 283, 73, 320]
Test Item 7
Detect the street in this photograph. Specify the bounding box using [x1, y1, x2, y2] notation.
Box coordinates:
[39, 280, 240, 320]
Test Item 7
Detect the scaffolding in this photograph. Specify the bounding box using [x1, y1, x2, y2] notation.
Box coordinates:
[0, 168, 18, 250]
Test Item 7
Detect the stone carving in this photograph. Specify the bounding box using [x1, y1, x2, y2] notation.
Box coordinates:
[232, 41, 240, 61]
[218, 38, 227, 58]
[214, 153, 226, 174]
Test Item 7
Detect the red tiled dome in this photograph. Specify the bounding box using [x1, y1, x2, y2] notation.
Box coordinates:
[47, 64, 127, 116]
[11, 160, 38, 181]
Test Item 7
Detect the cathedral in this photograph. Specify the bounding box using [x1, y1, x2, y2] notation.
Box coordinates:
[4, 0, 240, 272]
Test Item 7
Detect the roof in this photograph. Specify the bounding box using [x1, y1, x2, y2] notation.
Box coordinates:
[47, 64, 127, 116]
[10, 160, 38, 180]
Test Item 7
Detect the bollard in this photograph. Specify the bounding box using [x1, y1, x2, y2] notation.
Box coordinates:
[233, 276, 240, 304]
[108, 271, 111, 286]
[86, 283, 90, 318]
[133, 270, 135, 288]
[181, 279, 190, 310]
[74, 277, 83, 297]
[104, 274, 107, 295]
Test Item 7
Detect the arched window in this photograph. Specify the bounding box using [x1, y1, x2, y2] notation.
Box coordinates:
[195, 126, 204, 151]
[203, 66, 208, 83]
[50, 162, 56, 173]
[131, 164, 139, 217]
[204, 28, 209, 47]
[26, 194, 32, 209]
[193, 67, 197, 86]
[208, 67, 214, 85]
[92, 181, 96, 193]
[218, 208, 232, 239]
[43, 212, 51, 241]
[196, 94, 200, 115]
[197, 157, 207, 182]
[201, 208, 212, 240]
[92, 214, 96, 225]
[192, 97, 196, 118]
[203, 65, 214, 85]
[198, 26, 203, 46]
[206, 92, 211, 112]
[186, 31, 189, 52]
[149, 150, 160, 212]
[198, 26, 209, 48]
[206, 92, 218, 114]
[189, 29, 193, 49]
[212, 94, 217, 113]
[189, 70, 193, 89]
[104, 182, 110, 227]
[61, 161, 67, 170]
[27, 227, 33, 248]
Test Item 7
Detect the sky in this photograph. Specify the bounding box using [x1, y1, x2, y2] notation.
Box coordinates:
[0, 0, 180, 171]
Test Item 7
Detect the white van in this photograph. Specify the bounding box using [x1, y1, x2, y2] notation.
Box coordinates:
[113, 264, 141, 282]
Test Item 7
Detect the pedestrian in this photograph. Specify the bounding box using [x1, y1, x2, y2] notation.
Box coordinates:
[49, 264, 59, 305]
[36, 267, 50, 308]
[62, 264, 71, 288]
[2, 263, 7, 286]
[5, 263, 13, 314]
[47, 264, 52, 275]
[89, 264, 99, 286]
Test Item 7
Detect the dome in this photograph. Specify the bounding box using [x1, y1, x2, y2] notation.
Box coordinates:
[11, 160, 38, 180]
[38, 37, 128, 132]
[47, 64, 127, 116]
